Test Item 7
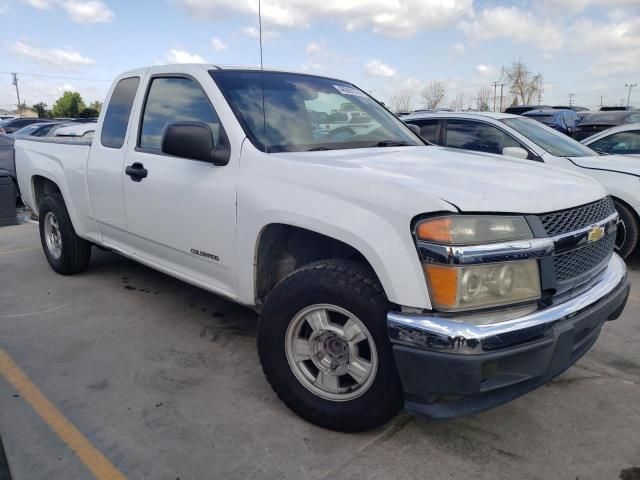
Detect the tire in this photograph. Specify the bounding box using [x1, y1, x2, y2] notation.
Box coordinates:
[38, 193, 91, 274]
[613, 199, 639, 260]
[258, 259, 403, 432]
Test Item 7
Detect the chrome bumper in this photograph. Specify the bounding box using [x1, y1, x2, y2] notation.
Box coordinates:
[388, 254, 627, 355]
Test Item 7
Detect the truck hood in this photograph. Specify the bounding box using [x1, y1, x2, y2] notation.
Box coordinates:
[569, 154, 640, 177]
[272, 146, 607, 215]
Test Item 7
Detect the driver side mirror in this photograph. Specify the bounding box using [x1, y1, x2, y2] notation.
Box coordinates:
[502, 146, 529, 159]
[161, 121, 230, 166]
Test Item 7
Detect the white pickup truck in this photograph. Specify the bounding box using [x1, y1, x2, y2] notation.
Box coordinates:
[16, 64, 630, 432]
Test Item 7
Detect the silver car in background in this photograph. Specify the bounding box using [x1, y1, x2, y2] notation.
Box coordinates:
[403, 111, 640, 258]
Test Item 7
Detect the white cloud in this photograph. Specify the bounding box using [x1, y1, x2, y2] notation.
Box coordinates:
[22, 0, 114, 23]
[0, 1, 9, 14]
[475, 64, 498, 78]
[543, 0, 640, 13]
[211, 37, 228, 52]
[22, 0, 52, 8]
[300, 40, 352, 74]
[301, 41, 326, 70]
[570, 16, 640, 75]
[364, 58, 396, 77]
[177, 0, 473, 38]
[10, 40, 95, 71]
[62, 0, 114, 23]
[241, 26, 279, 40]
[460, 6, 564, 51]
[306, 41, 322, 55]
[165, 48, 206, 63]
[451, 42, 465, 54]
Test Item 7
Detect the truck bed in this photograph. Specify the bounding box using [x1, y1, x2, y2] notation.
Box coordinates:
[15, 136, 96, 241]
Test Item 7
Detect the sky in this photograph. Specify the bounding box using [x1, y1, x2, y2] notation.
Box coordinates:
[1, 0, 639, 112]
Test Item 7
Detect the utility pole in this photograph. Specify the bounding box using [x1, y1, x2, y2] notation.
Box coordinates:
[499, 83, 504, 112]
[568, 93, 575, 107]
[600, 96, 603, 108]
[625, 83, 637, 107]
[11, 73, 22, 117]
[492, 82, 498, 112]
[537, 90, 543, 105]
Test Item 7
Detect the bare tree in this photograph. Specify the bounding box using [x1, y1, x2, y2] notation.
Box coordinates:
[389, 89, 414, 113]
[502, 59, 543, 106]
[420, 81, 447, 109]
[448, 92, 467, 111]
[476, 86, 492, 111]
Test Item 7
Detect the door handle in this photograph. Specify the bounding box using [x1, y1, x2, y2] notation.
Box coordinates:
[125, 162, 148, 182]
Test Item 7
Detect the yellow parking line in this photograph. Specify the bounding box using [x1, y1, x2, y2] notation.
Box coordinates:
[0, 348, 127, 480]
[0, 246, 41, 256]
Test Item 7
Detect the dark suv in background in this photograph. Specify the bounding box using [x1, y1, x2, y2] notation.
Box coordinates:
[573, 110, 640, 140]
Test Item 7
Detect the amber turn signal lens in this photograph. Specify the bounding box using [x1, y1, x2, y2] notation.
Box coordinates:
[416, 217, 453, 243]
[423, 264, 458, 309]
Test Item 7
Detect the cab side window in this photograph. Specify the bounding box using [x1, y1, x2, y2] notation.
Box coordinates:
[139, 77, 220, 151]
[590, 131, 640, 155]
[408, 119, 440, 143]
[445, 120, 529, 157]
[101, 77, 140, 149]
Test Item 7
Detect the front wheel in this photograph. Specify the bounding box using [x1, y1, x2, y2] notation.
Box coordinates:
[613, 199, 639, 260]
[257, 259, 403, 432]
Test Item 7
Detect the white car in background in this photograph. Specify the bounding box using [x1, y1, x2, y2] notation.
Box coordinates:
[54, 122, 96, 139]
[403, 111, 640, 258]
[581, 124, 640, 158]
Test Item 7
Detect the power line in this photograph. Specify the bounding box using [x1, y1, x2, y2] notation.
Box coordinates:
[0, 71, 111, 82]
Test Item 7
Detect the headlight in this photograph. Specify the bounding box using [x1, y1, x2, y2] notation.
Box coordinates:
[416, 216, 532, 245]
[423, 261, 541, 311]
[416, 215, 540, 312]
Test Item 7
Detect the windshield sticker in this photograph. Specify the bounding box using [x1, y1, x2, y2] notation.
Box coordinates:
[333, 85, 367, 98]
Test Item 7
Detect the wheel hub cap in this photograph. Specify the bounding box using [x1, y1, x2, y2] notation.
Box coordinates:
[44, 212, 62, 259]
[285, 304, 378, 402]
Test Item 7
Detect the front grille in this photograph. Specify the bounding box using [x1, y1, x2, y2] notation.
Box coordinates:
[539, 197, 615, 237]
[554, 233, 615, 281]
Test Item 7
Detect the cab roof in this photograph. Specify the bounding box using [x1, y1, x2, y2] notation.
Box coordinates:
[401, 111, 521, 121]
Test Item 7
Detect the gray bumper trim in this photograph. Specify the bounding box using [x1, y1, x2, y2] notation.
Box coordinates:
[388, 254, 627, 355]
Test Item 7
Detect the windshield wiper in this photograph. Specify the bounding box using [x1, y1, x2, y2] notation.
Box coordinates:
[307, 146, 333, 151]
[373, 140, 411, 147]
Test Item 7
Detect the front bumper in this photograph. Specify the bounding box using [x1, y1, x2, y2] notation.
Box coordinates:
[387, 254, 629, 419]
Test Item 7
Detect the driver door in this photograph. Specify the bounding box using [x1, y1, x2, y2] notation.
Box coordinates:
[122, 74, 238, 294]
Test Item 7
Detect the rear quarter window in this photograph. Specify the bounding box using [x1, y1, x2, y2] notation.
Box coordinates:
[101, 77, 140, 149]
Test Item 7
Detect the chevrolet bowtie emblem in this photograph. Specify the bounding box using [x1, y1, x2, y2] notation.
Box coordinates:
[587, 225, 605, 243]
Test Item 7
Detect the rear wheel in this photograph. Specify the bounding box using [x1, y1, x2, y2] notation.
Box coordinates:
[38, 193, 91, 274]
[613, 199, 639, 260]
[258, 259, 403, 432]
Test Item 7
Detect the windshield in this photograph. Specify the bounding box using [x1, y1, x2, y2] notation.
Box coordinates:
[210, 70, 422, 152]
[501, 117, 597, 157]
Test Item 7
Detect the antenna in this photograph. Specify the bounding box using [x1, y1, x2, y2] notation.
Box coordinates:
[258, 0, 263, 70]
[258, 0, 267, 152]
